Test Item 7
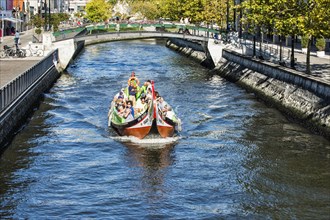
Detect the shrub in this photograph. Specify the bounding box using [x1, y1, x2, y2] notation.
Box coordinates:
[35, 28, 42, 35]
[316, 37, 326, 51]
[301, 35, 309, 48]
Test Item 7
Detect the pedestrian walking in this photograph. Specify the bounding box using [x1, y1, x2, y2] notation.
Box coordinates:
[14, 31, 20, 50]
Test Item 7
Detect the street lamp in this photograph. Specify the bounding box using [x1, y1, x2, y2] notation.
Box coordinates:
[1, 7, 4, 43]
[14, 7, 19, 31]
[48, 0, 51, 31]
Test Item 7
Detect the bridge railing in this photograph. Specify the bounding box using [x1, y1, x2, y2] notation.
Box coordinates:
[0, 49, 59, 114]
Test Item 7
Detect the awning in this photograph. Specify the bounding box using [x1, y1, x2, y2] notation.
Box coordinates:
[2, 17, 23, 23]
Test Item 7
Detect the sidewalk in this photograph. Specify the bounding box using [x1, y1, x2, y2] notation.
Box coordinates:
[0, 28, 37, 49]
[227, 36, 330, 82]
[0, 29, 43, 88]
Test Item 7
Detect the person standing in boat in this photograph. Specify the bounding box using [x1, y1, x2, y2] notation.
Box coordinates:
[127, 71, 140, 87]
[128, 80, 138, 106]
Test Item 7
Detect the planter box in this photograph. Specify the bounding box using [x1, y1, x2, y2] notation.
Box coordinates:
[317, 51, 325, 57]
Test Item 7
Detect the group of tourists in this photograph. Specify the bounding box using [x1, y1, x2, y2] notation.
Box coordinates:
[112, 72, 176, 123]
[112, 72, 151, 122]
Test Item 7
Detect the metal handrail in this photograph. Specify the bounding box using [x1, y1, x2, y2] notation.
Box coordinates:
[0, 49, 59, 114]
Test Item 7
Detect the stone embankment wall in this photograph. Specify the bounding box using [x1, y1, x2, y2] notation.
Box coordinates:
[51, 39, 85, 71]
[168, 39, 330, 138]
[0, 57, 60, 151]
[166, 38, 215, 68]
[218, 51, 330, 137]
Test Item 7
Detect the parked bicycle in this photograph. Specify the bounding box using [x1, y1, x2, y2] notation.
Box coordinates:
[25, 42, 44, 57]
[0, 45, 26, 58]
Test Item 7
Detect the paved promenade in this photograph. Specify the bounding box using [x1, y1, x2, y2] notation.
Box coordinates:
[0, 29, 43, 88]
[225, 38, 330, 81]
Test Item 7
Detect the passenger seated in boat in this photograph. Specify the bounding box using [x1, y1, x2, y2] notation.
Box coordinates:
[157, 96, 170, 119]
[135, 94, 147, 114]
[116, 104, 125, 117]
[146, 87, 153, 103]
[123, 100, 134, 122]
[114, 94, 125, 108]
[157, 96, 168, 111]
[137, 80, 151, 98]
[155, 91, 160, 99]
[164, 106, 179, 124]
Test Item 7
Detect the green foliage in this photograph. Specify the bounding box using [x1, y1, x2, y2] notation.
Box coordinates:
[28, 15, 45, 35]
[108, 0, 118, 4]
[124, 0, 226, 26]
[236, 0, 330, 74]
[85, 0, 112, 23]
[301, 35, 309, 48]
[199, 0, 229, 27]
[74, 12, 84, 18]
[35, 28, 42, 35]
[130, 1, 161, 20]
[51, 13, 70, 32]
[29, 15, 45, 29]
[316, 37, 326, 51]
[181, 0, 204, 23]
[158, 0, 184, 21]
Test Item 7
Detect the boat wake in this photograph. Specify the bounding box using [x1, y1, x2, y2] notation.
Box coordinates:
[112, 134, 180, 147]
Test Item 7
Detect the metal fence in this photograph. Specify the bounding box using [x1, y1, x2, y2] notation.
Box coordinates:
[0, 49, 59, 114]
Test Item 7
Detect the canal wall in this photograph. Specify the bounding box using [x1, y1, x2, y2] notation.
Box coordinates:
[0, 51, 60, 151]
[51, 39, 85, 71]
[166, 38, 215, 68]
[168, 40, 330, 138]
[217, 50, 330, 138]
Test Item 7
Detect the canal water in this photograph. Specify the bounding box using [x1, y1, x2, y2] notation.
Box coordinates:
[1, 40, 329, 219]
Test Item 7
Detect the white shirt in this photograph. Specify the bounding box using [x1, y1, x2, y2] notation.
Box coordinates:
[135, 99, 146, 112]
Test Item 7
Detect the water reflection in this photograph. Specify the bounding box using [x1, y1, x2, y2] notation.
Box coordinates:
[124, 142, 175, 202]
[124, 142, 175, 169]
[0, 99, 55, 217]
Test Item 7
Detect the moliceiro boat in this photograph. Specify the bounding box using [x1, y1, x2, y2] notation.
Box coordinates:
[108, 79, 181, 139]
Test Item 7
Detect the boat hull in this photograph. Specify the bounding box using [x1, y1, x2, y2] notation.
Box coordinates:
[155, 107, 176, 138]
[109, 100, 154, 139]
[111, 112, 153, 139]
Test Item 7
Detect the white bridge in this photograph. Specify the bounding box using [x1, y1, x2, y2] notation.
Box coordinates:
[74, 31, 210, 43]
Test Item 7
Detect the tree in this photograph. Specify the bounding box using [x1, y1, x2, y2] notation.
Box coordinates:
[240, 0, 273, 57]
[198, 0, 227, 27]
[85, 0, 112, 23]
[28, 15, 45, 38]
[181, 0, 204, 23]
[296, 0, 330, 73]
[238, 0, 330, 73]
[158, 0, 184, 21]
[51, 13, 70, 32]
[130, 0, 161, 20]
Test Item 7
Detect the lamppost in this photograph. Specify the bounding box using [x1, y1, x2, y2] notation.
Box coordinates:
[48, 0, 51, 31]
[0, 7, 4, 43]
[12, 6, 19, 31]
[44, 0, 47, 30]
[226, 0, 229, 42]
